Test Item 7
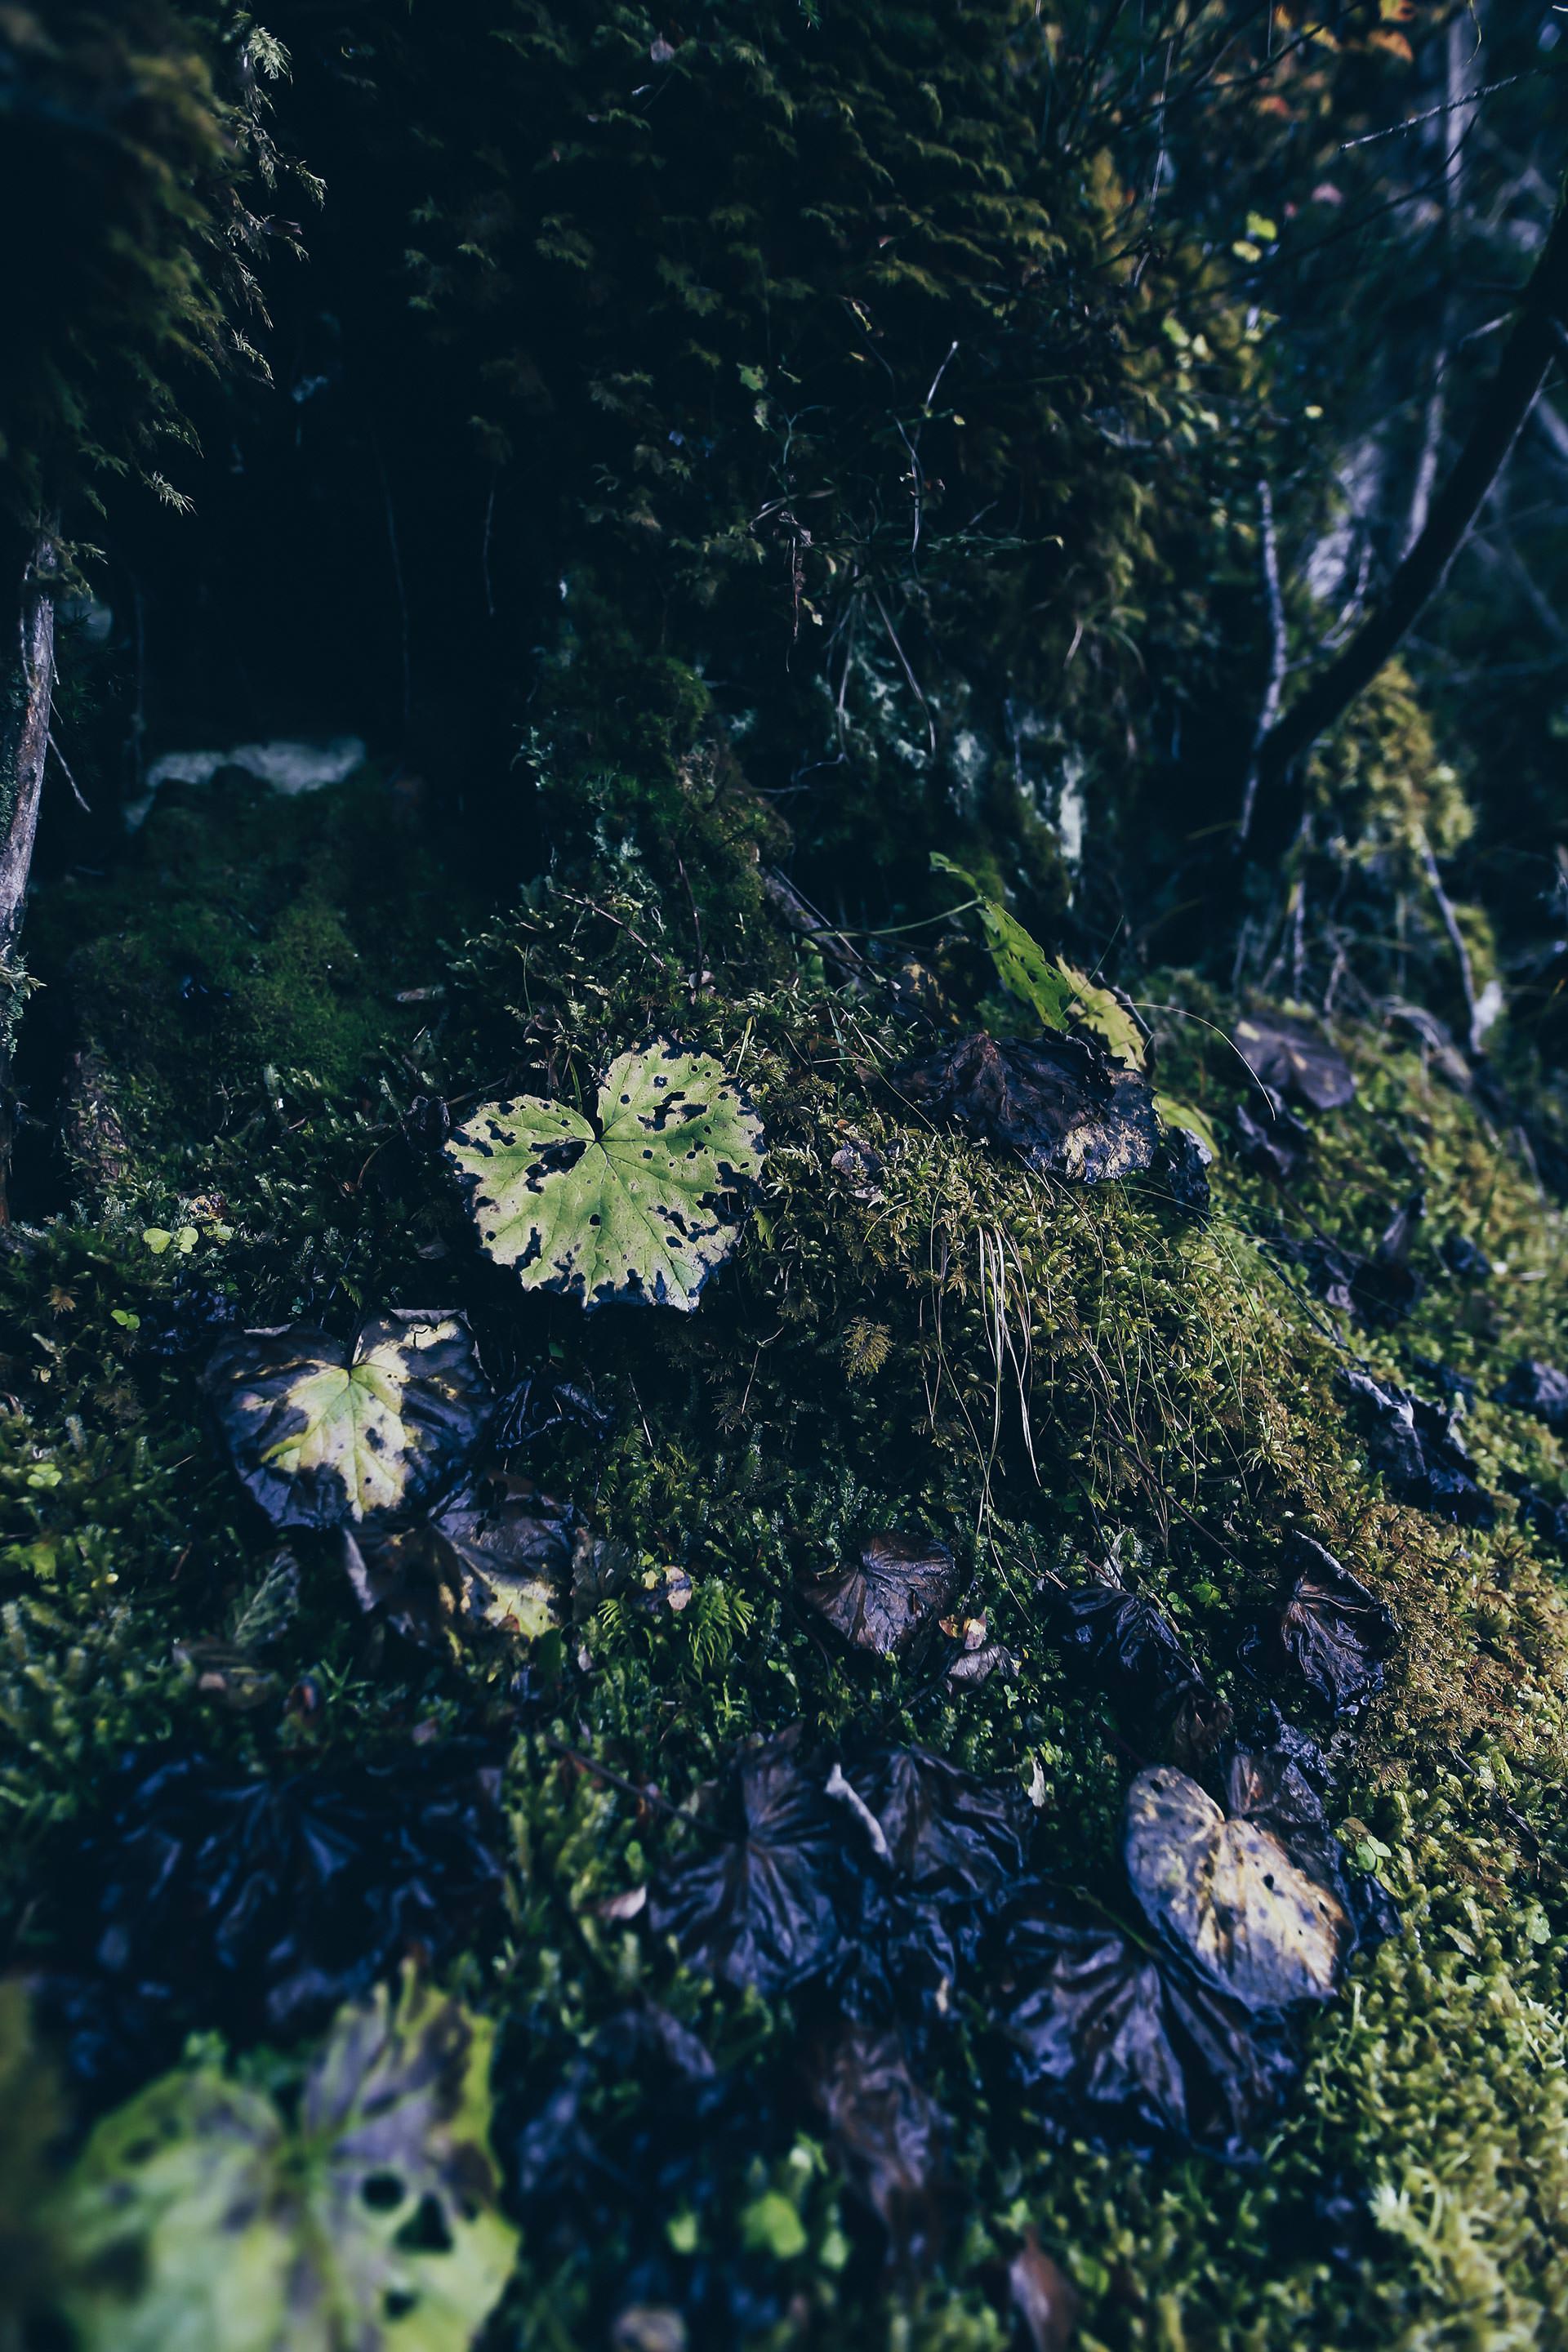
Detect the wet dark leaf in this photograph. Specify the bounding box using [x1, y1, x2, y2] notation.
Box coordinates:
[899, 1030, 1160, 1183]
[1231, 1015, 1356, 1112]
[341, 1472, 577, 1651]
[813, 2023, 947, 2272]
[649, 1735, 845, 1996]
[1494, 1357, 1568, 1431]
[1156, 1125, 1212, 1216]
[946, 1638, 1019, 1688]
[1042, 1575, 1227, 1762]
[1245, 1535, 1397, 1718]
[1343, 1368, 1494, 1525]
[1233, 1096, 1312, 1183]
[1274, 1196, 1425, 1328]
[1441, 1232, 1492, 1283]
[1515, 1481, 1568, 1555]
[400, 1093, 452, 1151]
[995, 1897, 1300, 2156]
[827, 1748, 1033, 2020]
[862, 1747, 1031, 1902]
[37, 1743, 508, 2094]
[800, 1531, 962, 1659]
[1124, 1764, 1346, 2011]
[203, 1312, 492, 1530]
[1009, 2232, 1080, 2352]
[493, 1370, 613, 1451]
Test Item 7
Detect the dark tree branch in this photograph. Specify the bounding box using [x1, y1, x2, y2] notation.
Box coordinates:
[1243, 186, 1568, 857]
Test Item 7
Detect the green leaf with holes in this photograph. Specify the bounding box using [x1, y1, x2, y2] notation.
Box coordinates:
[447, 1041, 764, 1311]
[58, 1969, 518, 2352]
[203, 1312, 492, 1529]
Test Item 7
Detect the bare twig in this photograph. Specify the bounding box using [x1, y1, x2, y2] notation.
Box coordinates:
[1416, 827, 1482, 1054]
[871, 586, 937, 754]
[1236, 480, 1288, 844]
[47, 733, 90, 813]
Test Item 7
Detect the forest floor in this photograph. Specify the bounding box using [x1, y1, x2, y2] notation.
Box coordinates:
[3, 746, 1568, 2352]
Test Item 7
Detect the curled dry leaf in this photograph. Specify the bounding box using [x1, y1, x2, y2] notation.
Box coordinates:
[800, 1531, 962, 1659]
[1343, 1367, 1494, 1525]
[203, 1312, 492, 1530]
[996, 1897, 1299, 2156]
[813, 2023, 947, 2273]
[1231, 1014, 1356, 1112]
[649, 1735, 844, 1997]
[1124, 1764, 1345, 2012]
[898, 1031, 1160, 1184]
[446, 1041, 764, 1312]
[1245, 1535, 1397, 1719]
[60, 1967, 517, 2352]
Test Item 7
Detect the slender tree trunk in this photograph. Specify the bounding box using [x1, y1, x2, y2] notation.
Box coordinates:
[1401, 11, 1467, 560]
[0, 523, 60, 1213]
[1243, 186, 1568, 858]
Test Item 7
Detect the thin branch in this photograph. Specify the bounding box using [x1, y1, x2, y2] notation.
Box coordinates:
[1236, 481, 1287, 844]
[47, 733, 90, 813]
[1339, 71, 1523, 152]
[1416, 828, 1481, 1054]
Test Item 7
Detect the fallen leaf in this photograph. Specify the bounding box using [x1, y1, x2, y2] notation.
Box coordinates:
[1343, 1367, 1494, 1524]
[1043, 1575, 1227, 1762]
[899, 1031, 1160, 1183]
[492, 1370, 613, 1450]
[1123, 1764, 1345, 2011]
[1009, 2230, 1080, 2352]
[995, 1895, 1300, 2154]
[800, 1531, 962, 1658]
[1232, 1014, 1355, 1111]
[1233, 1095, 1312, 1183]
[1275, 1195, 1425, 1327]
[60, 1967, 517, 2352]
[947, 1639, 1018, 1687]
[649, 1735, 844, 1996]
[203, 1312, 492, 1529]
[38, 1744, 508, 2089]
[836, 1748, 1032, 2011]
[1155, 1124, 1212, 1214]
[1245, 1535, 1397, 1718]
[1494, 1357, 1568, 1431]
[813, 2023, 947, 2271]
[446, 1041, 764, 1312]
[341, 1473, 577, 1651]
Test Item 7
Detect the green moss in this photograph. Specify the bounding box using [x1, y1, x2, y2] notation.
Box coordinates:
[6, 779, 1568, 2346]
